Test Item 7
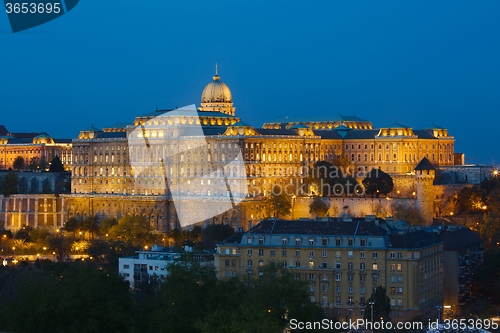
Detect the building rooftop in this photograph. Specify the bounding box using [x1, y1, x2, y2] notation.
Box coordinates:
[388, 230, 443, 249]
[246, 218, 386, 237]
[414, 157, 436, 171]
[0, 125, 9, 136]
[382, 121, 411, 129]
[441, 227, 483, 251]
[218, 232, 244, 245]
[254, 128, 301, 136]
[412, 129, 437, 139]
[265, 114, 370, 124]
[139, 109, 237, 119]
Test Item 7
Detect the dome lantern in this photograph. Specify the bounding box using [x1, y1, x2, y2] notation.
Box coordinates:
[198, 64, 236, 116]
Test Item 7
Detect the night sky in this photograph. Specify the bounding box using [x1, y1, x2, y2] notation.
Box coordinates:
[1, 1, 499, 165]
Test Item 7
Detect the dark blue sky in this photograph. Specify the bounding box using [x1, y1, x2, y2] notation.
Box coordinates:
[1, 1, 499, 165]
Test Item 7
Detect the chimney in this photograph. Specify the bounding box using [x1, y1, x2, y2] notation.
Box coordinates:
[340, 205, 352, 222]
[385, 217, 395, 229]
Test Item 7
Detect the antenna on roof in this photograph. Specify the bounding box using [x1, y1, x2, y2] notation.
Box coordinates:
[216, 63, 218, 75]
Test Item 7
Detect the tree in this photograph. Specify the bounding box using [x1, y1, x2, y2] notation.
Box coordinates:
[1, 171, 18, 197]
[100, 217, 118, 234]
[39, 155, 48, 171]
[332, 154, 354, 176]
[242, 262, 326, 332]
[456, 185, 485, 214]
[364, 286, 391, 322]
[29, 228, 50, 251]
[269, 185, 292, 218]
[82, 215, 100, 240]
[27, 157, 39, 171]
[149, 261, 327, 333]
[309, 197, 330, 217]
[49, 155, 65, 172]
[108, 215, 152, 246]
[14, 225, 33, 242]
[64, 217, 81, 238]
[391, 201, 423, 225]
[13, 156, 25, 171]
[0, 263, 133, 333]
[200, 224, 235, 250]
[48, 234, 71, 262]
[333, 174, 357, 196]
[307, 161, 359, 197]
[306, 161, 335, 196]
[362, 168, 394, 197]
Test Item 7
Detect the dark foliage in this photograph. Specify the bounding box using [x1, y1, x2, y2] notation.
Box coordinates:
[1, 171, 18, 197]
[49, 155, 65, 172]
[362, 168, 394, 197]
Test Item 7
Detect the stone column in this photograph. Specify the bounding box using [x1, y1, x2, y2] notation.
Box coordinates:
[18, 198, 22, 228]
[34, 198, 38, 228]
[61, 196, 65, 228]
[44, 197, 47, 226]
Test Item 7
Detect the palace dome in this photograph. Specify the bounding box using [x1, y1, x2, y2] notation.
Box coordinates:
[201, 72, 232, 104]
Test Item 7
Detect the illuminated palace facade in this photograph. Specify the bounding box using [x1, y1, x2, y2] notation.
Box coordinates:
[0, 126, 72, 171]
[68, 70, 456, 228]
[72, 70, 455, 196]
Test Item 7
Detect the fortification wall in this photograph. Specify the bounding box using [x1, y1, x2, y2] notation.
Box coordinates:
[290, 196, 416, 220]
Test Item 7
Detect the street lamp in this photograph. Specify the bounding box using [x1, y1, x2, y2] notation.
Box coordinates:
[436, 305, 443, 325]
[368, 301, 375, 323]
[291, 195, 296, 220]
[443, 305, 452, 319]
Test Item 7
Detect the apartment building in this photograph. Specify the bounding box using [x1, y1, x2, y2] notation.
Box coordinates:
[214, 216, 444, 321]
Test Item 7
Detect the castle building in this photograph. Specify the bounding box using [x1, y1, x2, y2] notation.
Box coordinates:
[0, 126, 72, 171]
[71, 68, 457, 195]
[0, 68, 461, 231]
[214, 217, 444, 321]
